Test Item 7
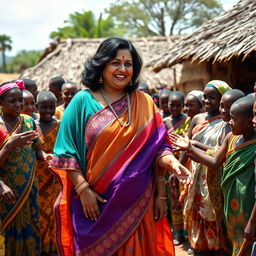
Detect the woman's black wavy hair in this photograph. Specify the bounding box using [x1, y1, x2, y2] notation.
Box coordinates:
[81, 36, 143, 92]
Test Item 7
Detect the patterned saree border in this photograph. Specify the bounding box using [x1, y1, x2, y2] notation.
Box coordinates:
[85, 95, 128, 156]
[50, 156, 81, 172]
[0, 162, 36, 232]
[77, 182, 153, 256]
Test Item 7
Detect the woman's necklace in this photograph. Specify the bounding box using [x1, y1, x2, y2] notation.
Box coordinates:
[1, 115, 20, 131]
[100, 88, 131, 127]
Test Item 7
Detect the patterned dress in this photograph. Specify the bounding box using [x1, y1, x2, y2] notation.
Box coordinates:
[36, 121, 60, 254]
[0, 115, 41, 256]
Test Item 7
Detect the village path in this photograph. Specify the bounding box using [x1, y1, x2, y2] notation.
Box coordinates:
[175, 240, 190, 256]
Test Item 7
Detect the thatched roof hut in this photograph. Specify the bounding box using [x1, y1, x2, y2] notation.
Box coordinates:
[21, 36, 183, 91]
[148, 0, 256, 94]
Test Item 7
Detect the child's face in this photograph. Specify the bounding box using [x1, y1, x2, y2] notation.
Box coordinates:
[219, 95, 233, 122]
[0, 89, 23, 117]
[229, 106, 249, 135]
[159, 95, 169, 114]
[37, 99, 56, 122]
[62, 84, 78, 105]
[49, 84, 61, 98]
[184, 95, 201, 118]
[168, 96, 183, 117]
[252, 102, 256, 131]
[203, 87, 221, 114]
[22, 94, 35, 117]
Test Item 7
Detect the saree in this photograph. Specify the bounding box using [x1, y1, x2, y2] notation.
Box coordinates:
[184, 116, 230, 251]
[50, 90, 175, 256]
[167, 116, 190, 237]
[221, 135, 256, 255]
[0, 114, 41, 256]
[36, 121, 60, 254]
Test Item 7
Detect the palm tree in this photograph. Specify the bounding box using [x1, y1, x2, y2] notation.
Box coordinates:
[0, 34, 12, 72]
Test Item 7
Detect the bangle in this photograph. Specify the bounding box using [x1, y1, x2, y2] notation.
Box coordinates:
[75, 180, 89, 195]
[75, 180, 87, 191]
[157, 176, 166, 182]
[77, 184, 90, 195]
[157, 196, 167, 200]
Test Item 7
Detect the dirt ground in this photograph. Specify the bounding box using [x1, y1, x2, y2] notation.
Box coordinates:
[175, 240, 190, 256]
[0, 73, 19, 84]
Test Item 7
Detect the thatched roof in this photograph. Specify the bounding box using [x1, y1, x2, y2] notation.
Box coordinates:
[148, 0, 256, 72]
[21, 36, 183, 91]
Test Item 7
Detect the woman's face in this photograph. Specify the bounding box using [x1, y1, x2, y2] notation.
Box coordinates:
[102, 49, 133, 92]
[0, 88, 23, 117]
[202, 87, 221, 114]
[184, 95, 201, 118]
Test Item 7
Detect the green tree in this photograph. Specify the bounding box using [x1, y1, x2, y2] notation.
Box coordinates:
[7, 50, 42, 73]
[106, 0, 223, 36]
[0, 34, 12, 72]
[50, 11, 117, 39]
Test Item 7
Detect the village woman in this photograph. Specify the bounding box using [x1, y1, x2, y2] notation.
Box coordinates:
[50, 36, 191, 256]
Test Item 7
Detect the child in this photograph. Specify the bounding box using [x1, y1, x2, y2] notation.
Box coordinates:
[171, 96, 256, 255]
[159, 89, 172, 118]
[48, 76, 65, 106]
[164, 90, 189, 245]
[23, 78, 39, 100]
[0, 80, 48, 255]
[184, 90, 204, 119]
[35, 91, 60, 255]
[22, 90, 38, 120]
[54, 81, 78, 120]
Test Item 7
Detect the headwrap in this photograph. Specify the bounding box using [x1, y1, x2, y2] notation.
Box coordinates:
[0, 80, 25, 96]
[205, 80, 231, 95]
[187, 90, 204, 104]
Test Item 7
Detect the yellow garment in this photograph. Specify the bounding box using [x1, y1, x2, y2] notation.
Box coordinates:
[54, 105, 65, 120]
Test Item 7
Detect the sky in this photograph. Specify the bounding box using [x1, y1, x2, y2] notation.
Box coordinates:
[0, 0, 238, 56]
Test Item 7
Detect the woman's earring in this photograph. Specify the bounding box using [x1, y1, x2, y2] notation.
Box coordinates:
[99, 76, 103, 83]
[129, 80, 133, 86]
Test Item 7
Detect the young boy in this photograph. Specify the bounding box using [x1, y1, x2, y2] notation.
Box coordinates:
[159, 89, 172, 118]
[54, 81, 78, 120]
[48, 76, 65, 106]
[171, 96, 256, 255]
[35, 91, 60, 255]
[23, 78, 39, 100]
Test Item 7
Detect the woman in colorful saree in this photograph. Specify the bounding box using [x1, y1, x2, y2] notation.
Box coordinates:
[0, 80, 47, 255]
[50, 36, 191, 256]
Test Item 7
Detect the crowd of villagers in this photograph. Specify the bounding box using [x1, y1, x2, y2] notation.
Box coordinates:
[0, 36, 256, 256]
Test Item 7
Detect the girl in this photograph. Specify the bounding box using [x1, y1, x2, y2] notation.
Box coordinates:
[164, 91, 190, 245]
[0, 80, 48, 255]
[184, 90, 204, 119]
[22, 90, 38, 120]
[35, 91, 60, 256]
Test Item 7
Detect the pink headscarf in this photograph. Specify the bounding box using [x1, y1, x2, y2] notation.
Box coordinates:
[0, 80, 25, 96]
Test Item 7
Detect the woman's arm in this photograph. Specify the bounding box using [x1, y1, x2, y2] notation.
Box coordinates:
[67, 170, 107, 221]
[157, 153, 192, 184]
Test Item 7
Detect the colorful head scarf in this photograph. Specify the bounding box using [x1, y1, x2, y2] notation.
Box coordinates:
[205, 80, 231, 95]
[0, 80, 25, 96]
[187, 90, 204, 104]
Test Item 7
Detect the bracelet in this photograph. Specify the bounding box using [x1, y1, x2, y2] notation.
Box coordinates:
[75, 180, 87, 191]
[77, 184, 90, 195]
[75, 181, 90, 195]
[157, 196, 167, 200]
[157, 176, 166, 182]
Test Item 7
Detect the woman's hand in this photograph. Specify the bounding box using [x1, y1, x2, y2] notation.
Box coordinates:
[6, 125, 38, 150]
[169, 132, 191, 151]
[0, 180, 15, 203]
[79, 188, 107, 221]
[154, 198, 167, 222]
